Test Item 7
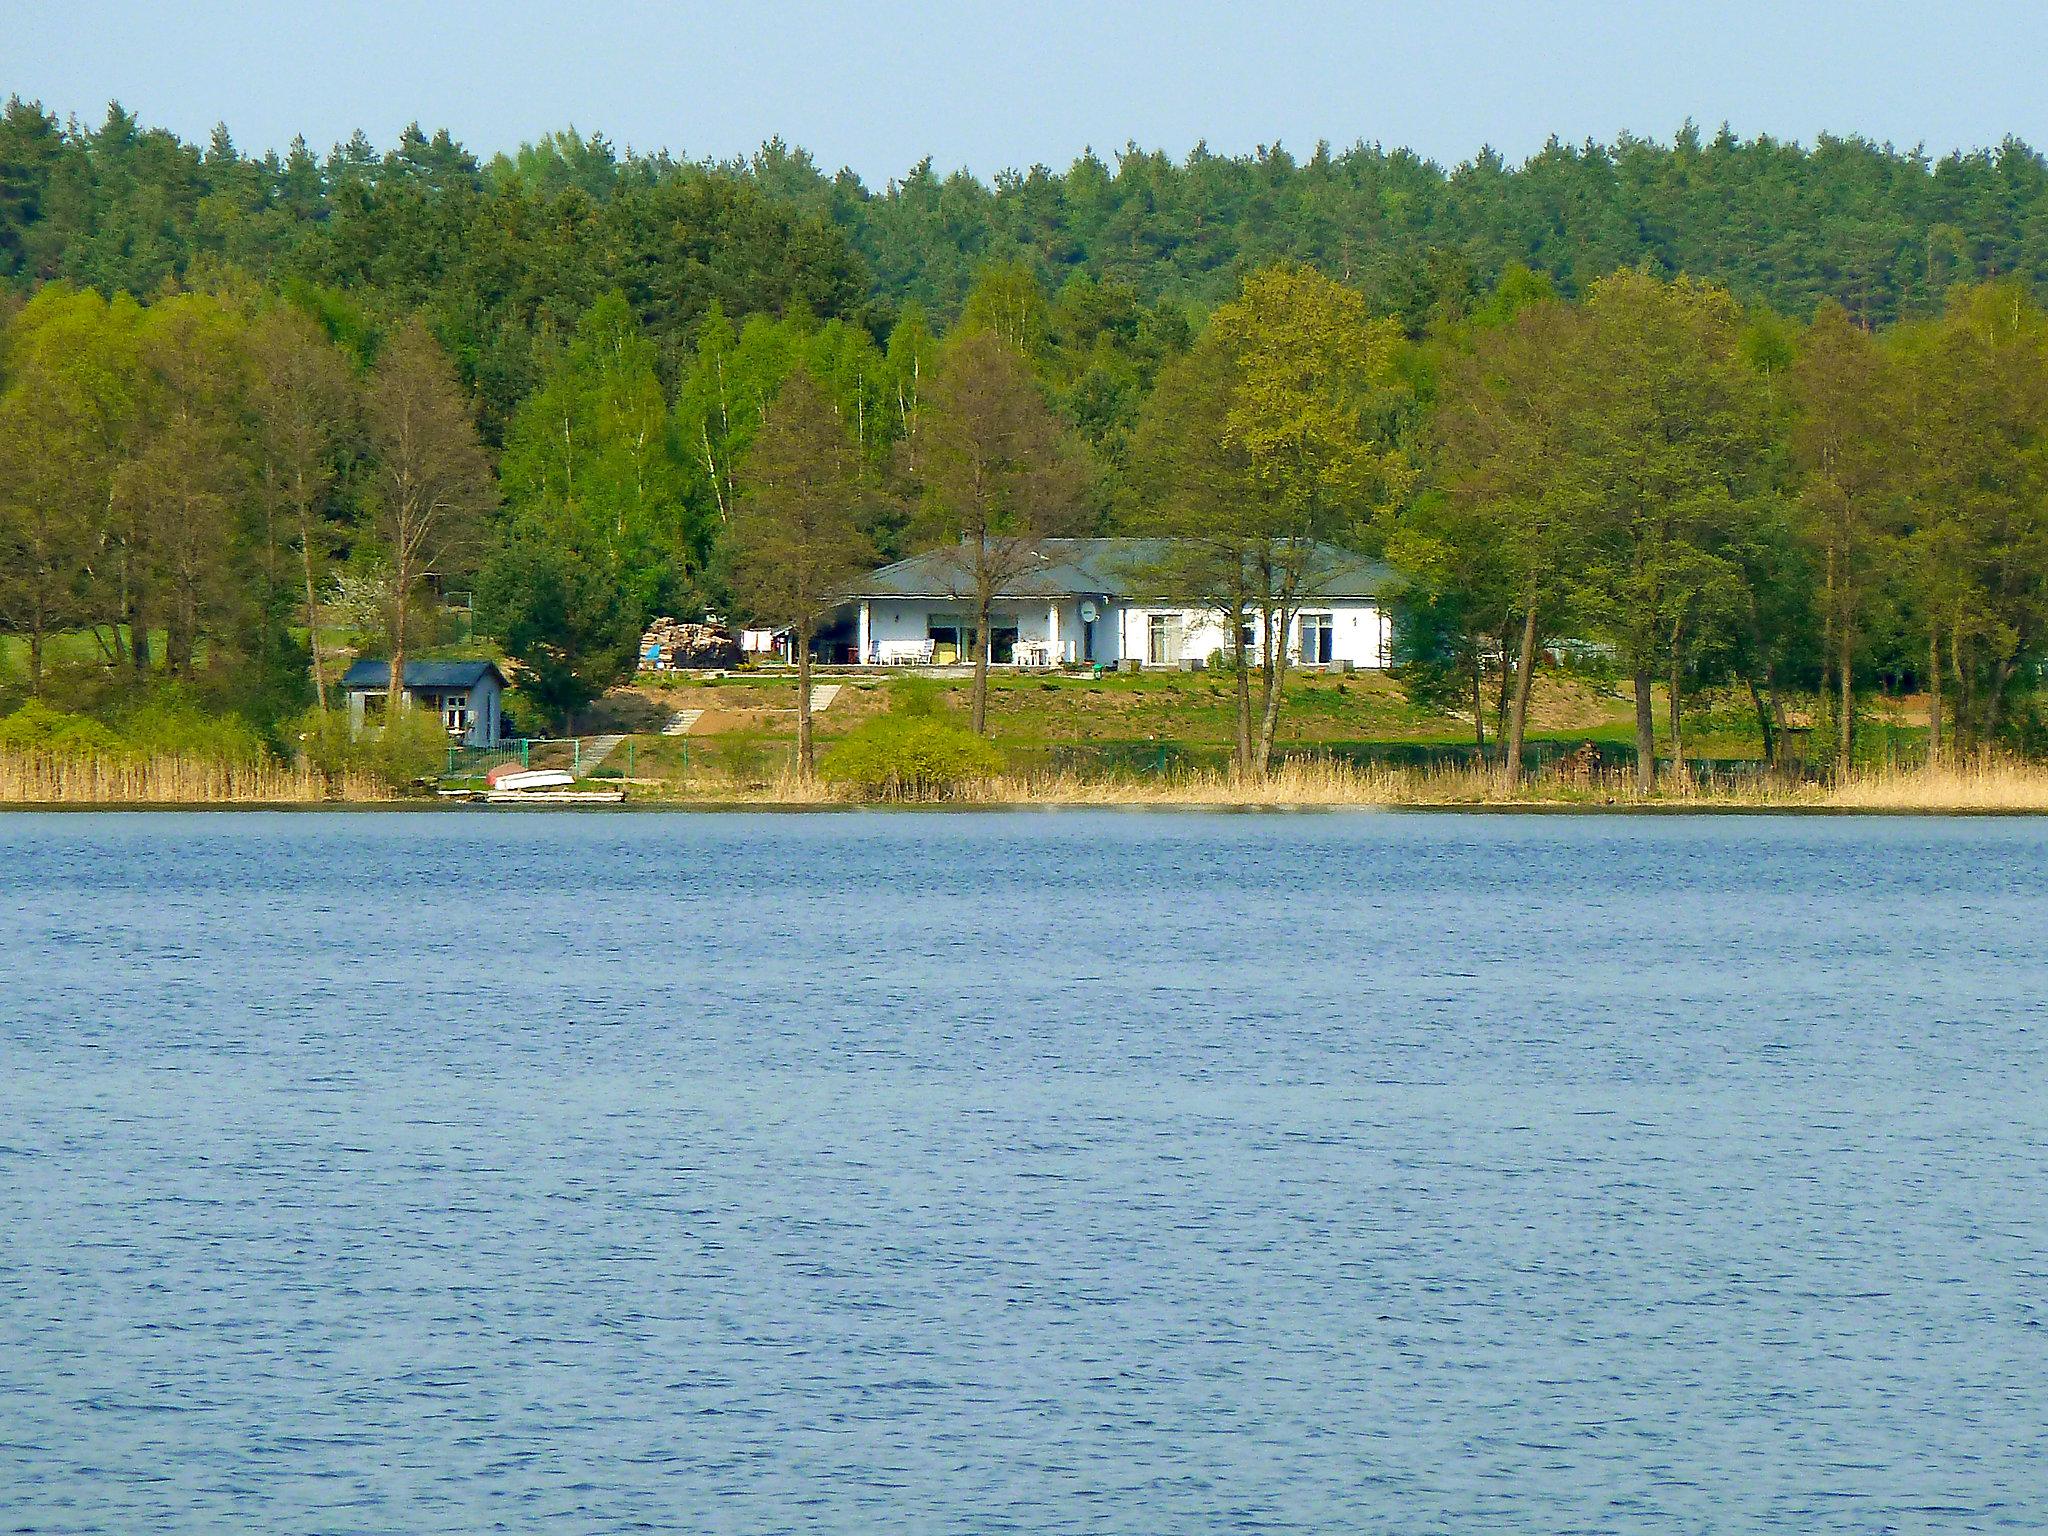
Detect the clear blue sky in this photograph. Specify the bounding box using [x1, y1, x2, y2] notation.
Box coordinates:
[10, 1, 2042, 181]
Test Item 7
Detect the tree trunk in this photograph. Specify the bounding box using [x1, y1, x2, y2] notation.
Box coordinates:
[387, 586, 408, 722]
[1632, 667, 1657, 792]
[1668, 627, 1685, 784]
[1232, 617, 1253, 776]
[1746, 676, 1776, 766]
[1255, 641, 1291, 775]
[1926, 630, 1943, 772]
[1470, 650, 1486, 756]
[299, 493, 327, 712]
[1493, 635, 1512, 750]
[1250, 599, 1279, 776]
[1837, 622, 1853, 782]
[27, 627, 43, 697]
[1950, 618, 1969, 754]
[127, 579, 150, 676]
[1506, 598, 1539, 785]
[970, 588, 991, 736]
[795, 624, 815, 775]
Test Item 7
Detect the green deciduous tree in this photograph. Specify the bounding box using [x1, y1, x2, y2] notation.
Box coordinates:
[1206, 264, 1414, 771]
[906, 331, 1090, 735]
[1552, 271, 1773, 789]
[729, 366, 874, 773]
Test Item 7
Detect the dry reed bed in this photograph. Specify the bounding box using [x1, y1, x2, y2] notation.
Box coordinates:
[0, 749, 389, 805]
[663, 756, 2048, 811]
[11, 749, 2048, 812]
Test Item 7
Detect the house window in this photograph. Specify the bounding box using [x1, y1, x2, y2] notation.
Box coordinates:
[442, 692, 470, 734]
[1300, 612, 1334, 665]
[1147, 613, 1179, 665]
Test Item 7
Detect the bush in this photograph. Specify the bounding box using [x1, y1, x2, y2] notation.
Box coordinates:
[293, 704, 450, 789]
[0, 701, 124, 756]
[821, 714, 1003, 800]
[0, 697, 271, 765]
[293, 707, 361, 779]
[118, 699, 268, 765]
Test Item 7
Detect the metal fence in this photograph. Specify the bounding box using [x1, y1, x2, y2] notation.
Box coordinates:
[446, 740, 533, 776]
[443, 737, 637, 778]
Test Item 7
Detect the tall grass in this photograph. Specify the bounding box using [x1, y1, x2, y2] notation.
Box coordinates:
[0, 748, 389, 804]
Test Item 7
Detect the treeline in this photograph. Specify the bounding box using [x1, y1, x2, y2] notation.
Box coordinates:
[11, 256, 2048, 781]
[6, 100, 2048, 778]
[12, 102, 2048, 409]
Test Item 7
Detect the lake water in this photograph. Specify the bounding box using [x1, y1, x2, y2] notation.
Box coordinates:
[2, 810, 2044, 1533]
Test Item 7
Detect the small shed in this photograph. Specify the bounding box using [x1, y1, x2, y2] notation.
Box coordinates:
[340, 659, 508, 748]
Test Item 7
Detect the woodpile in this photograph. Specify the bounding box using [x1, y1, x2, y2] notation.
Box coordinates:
[639, 618, 739, 671]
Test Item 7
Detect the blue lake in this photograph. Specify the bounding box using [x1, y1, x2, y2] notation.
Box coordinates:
[2, 810, 2044, 1533]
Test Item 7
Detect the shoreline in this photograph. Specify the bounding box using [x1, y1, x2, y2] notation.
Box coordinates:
[6, 795, 2047, 817]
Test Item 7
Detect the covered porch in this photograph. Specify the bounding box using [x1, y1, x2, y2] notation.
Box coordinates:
[852, 597, 1105, 667]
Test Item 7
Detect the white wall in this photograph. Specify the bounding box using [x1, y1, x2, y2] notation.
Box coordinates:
[1113, 601, 1392, 668]
[856, 597, 1392, 668]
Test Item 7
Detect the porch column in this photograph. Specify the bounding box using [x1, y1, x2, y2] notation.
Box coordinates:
[1048, 602, 1060, 662]
[857, 600, 872, 664]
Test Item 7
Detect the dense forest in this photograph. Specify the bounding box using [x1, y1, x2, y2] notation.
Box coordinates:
[5, 99, 2048, 779]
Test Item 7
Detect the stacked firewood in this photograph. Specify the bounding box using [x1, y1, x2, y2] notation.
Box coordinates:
[639, 618, 738, 670]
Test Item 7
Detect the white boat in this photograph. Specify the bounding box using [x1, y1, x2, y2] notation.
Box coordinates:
[485, 767, 576, 791]
[484, 788, 625, 805]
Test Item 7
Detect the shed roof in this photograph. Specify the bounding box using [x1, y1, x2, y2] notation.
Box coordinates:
[339, 658, 506, 692]
[848, 537, 1393, 602]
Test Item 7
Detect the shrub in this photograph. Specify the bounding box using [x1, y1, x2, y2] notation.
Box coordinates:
[0, 701, 124, 756]
[118, 700, 268, 765]
[293, 703, 449, 789]
[821, 714, 1003, 800]
[293, 707, 362, 779]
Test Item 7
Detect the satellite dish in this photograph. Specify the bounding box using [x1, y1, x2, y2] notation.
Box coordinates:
[1079, 599, 1100, 623]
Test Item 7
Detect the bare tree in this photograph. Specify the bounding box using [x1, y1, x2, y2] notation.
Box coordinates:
[729, 367, 874, 774]
[363, 318, 494, 717]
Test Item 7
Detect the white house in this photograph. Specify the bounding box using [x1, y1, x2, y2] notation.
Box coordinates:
[824, 538, 1395, 669]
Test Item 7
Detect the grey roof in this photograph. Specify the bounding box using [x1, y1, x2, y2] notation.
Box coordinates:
[848, 537, 1393, 602]
[340, 658, 506, 692]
